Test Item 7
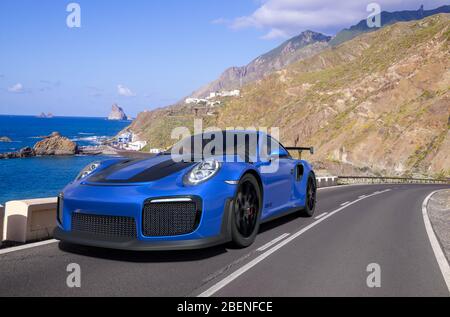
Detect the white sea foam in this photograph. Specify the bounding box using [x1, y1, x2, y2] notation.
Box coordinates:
[71, 135, 109, 145]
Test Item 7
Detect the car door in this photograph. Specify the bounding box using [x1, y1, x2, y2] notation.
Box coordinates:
[257, 136, 296, 218]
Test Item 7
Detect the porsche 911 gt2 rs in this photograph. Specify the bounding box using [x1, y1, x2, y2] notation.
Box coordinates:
[54, 130, 317, 250]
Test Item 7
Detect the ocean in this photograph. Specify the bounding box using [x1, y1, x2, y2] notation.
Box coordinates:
[0, 115, 130, 205]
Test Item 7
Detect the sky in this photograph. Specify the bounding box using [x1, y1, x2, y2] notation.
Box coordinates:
[0, 0, 448, 117]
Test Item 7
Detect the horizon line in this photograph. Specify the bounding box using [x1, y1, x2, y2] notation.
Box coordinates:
[0, 114, 134, 120]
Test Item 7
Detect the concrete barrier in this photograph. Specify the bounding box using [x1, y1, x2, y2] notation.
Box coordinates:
[3, 198, 57, 243]
[316, 176, 338, 188]
[0, 205, 4, 245]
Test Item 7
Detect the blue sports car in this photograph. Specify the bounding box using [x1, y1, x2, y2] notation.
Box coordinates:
[54, 130, 317, 250]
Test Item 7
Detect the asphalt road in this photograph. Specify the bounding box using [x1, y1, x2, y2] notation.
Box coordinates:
[0, 184, 448, 297]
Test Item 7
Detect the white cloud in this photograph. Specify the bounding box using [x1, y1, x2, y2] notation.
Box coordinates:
[211, 18, 230, 25]
[117, 84, 136, 97]
[8, 83, 24, 93]
[260, 28, 289, 40]
[223, 0, 450, 39]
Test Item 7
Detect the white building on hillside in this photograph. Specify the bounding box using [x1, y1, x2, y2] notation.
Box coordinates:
[118, 132, 133, 143]
[185, 98, 208, 104]
[207, 92, 218, 99]
[206, 90, 240, 99]
[127, 141, 147, 151]
[220, 90, 240, 97]
[185, 90, 240, 105]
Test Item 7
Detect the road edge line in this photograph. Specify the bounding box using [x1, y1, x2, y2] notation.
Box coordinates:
[314, 212, 328, 220]
[257, 233, 290, 252]
[422, 191, 450, 294]
[0, 239, 58, 255]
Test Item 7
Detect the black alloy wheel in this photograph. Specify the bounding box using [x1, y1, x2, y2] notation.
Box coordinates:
[231, 174, 261, 248]
[302, 176, 317, 217]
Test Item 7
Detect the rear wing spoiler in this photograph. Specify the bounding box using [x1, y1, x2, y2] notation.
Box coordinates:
[285, 147, 315, 157]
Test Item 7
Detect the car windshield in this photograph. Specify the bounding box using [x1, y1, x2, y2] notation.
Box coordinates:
[167, 131, 260, 162]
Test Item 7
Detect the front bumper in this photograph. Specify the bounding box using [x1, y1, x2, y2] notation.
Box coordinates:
[55, 184, 235, 250]
[54, 226, 229, 251]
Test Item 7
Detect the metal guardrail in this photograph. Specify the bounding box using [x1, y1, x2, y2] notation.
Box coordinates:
[338, 176, 450, 185]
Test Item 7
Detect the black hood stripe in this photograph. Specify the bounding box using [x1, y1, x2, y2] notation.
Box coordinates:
[87, 159, 144, 182]
[88, 159, 196, 184]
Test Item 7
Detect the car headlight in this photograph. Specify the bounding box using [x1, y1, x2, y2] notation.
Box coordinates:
[75, 161, 101, 181]
[184, 160, 221, 185]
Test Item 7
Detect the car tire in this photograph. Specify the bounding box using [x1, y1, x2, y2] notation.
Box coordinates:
[301, 175, 317, 217]
[231, 174, 262, 248]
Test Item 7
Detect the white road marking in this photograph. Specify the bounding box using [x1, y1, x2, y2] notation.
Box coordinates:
[341, 201, 350, 206]
[314, 212, 328, 220]
[317, 183, 370, 191]
[422, 191, 450, 294]
[373, 190, 390, 195]
[359, 195, 367, 199]
[257, 233, 290, 252]
[198, 189, 392, 297]
[0, 239, 58, 255]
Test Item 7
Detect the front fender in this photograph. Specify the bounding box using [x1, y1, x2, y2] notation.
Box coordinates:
[216, 162, 260, 183]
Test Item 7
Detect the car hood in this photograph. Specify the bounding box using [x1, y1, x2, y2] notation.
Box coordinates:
[86, 155, 196, 184]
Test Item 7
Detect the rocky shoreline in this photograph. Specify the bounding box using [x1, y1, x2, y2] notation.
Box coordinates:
[78, 145, 121, 156]
[0, 132, 123, 160]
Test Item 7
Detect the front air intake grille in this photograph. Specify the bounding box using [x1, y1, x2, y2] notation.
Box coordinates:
[142, 200, 200, 237]
[71, 213, 137, 238]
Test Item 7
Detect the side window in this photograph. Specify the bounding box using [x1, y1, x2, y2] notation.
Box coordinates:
[262, 136, 290, 159]
[272, 138, 290, 159]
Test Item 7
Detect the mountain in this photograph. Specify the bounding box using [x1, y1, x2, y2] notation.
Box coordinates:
[108, 104, 128, 121]
[191, 5, 450, 100]
[330, 5, 450, 46]
[129, 14, 450, 177]
[190, 30, 331, 98]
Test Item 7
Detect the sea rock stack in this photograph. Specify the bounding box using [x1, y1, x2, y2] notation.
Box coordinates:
[0, 147, 35, 159]
[19, 147, 35, 158]
[0, 132, 78, 159]
[108, 104, 128, 121]
[33, 133, 78, 156]
[37, 113, 54, 118]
